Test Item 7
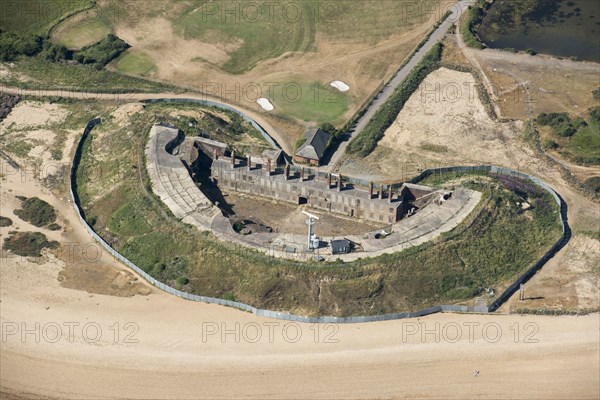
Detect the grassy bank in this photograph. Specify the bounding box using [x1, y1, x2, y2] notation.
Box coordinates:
[75, 107, 563, 316]
[0, 57, 177, 93]
[460, 0, 486, 49]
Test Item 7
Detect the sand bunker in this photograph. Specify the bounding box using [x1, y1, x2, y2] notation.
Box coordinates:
[330, 80, 350, 92]
[257, 98, 274, 111]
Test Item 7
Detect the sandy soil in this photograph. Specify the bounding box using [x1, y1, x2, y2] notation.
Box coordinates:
[2, 242, 599, 399]
[1, 101, 67, 128]
[505, 234, 600, 311]
[339, 67, 532, 181]
[1, 92, 598, 399]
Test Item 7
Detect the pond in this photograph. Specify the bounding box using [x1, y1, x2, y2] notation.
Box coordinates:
[477, 0, 600, 62]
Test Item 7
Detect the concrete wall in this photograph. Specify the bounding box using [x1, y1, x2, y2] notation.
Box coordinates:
[212, 159, 402, 224]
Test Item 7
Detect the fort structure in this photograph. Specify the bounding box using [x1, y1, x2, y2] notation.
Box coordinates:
[146, 123, 482, 261]
[211, 156, 438, 224]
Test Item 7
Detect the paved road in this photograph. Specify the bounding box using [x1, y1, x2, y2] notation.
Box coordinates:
[326, 0, 475, 172]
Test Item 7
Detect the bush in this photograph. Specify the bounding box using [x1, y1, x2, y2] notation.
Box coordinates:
[0, 215, 13, 227]
[347, 43, 443, 157]
[13, 197, 57, 227]
[543, 139, 559, 150]
[0, 31, 43, 61]
[3, 231, 59, 257]
[584, 177, 600, 193]
[593, 87, 600, 101]
[536, 112, 576, 137]
[588, 106, 600, 125]
[460, 2, 486, 49]
[73, 34, 130, 69]
[47, 223, 61, 231]
[526, 48, 537, 55]
[176, 276, 190, 286]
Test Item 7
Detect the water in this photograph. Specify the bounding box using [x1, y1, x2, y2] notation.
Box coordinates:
[477, 0, 600, 62]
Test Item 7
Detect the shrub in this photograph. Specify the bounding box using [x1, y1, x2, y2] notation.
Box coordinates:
[3, 231, 59, 257]
[460, 2, 486, 49]
[526, 48, 537, 55]
[593, 87, 600, 101]
[0, 31, 43, 61]
[589, 106, 600, 125]
[73, 34, 130, 69]
[536, 112, 576, 137]
[176, 276, 189, 286]
[47, 223, 61, 231]
[543, 139, 559, 150]
[13, 197, 57, 227]
[584, 177, 600, 193]
[0, 215, 13, 227]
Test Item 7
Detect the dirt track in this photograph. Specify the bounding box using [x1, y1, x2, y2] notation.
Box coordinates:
[0, 87, 293, 155]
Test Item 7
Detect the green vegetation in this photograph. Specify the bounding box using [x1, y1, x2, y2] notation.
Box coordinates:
[420, 143, 449, 153]
[0, 216, 13, 227]
[273, 80, 349, 125]
[76, 111, 562, 316]
[593, 87, 600, 101]
[0, 0, 93, 35]
[144, 102, 268, 155]
[174, 1, 316, 74]
[3, 231, 59, 257]
[114, 52, 156, 76]
[347, 43, 443, 157]
[536, 110, 600, 165]
[460, 1, 486, 49]
[53, 18, 112, 49]
[1, 56, 176, 93]
[584, 177, 600, 194]
[73, 34, 129, 69]
[14, 197, 57, 227]
[3, 140, 33, 158]
[1, 30, 129, 67]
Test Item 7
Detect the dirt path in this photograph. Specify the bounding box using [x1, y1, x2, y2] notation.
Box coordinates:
[0, 87, 293, 155]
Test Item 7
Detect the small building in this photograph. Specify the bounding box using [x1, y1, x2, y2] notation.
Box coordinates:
[294, 128, 330, 166]
[331, 239, 352, 255]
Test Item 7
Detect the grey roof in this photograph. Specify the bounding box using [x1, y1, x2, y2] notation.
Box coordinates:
[295, 128, 330, 161]
[331, 239, 351, 254]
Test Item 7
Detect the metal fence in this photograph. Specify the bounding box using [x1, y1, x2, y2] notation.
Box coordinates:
[410, 165, 570, 312]
[70, 121, 568, 323]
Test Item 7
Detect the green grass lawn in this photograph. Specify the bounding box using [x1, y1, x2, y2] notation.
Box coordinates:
[173, 1, 316, 74]
[52, 17, 112, 49]
[75, 107, 563, 317]
[559, 122, 600, 165]
[270, 80, 349, 125]
[113, 52, 157, 76]
[0, 0, 93, 35]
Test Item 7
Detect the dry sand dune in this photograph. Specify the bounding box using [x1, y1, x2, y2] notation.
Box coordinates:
[1, 168, 599, 399]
